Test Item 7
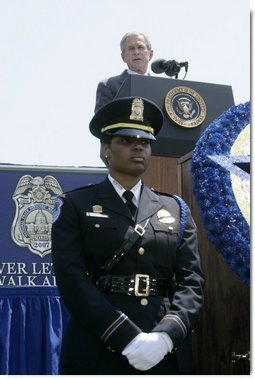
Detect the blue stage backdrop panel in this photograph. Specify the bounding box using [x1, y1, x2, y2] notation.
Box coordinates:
[0, 164, 108, 375]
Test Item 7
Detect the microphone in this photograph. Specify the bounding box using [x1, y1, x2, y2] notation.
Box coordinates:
[151, 59, 189, 78]
[151, 59, 171, 74]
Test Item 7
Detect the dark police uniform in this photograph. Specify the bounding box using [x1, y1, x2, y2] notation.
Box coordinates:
[51, 178, 204, 374]
[51, 96, 204, 374]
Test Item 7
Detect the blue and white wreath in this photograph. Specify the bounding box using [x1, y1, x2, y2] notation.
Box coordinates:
[191, 101, 250, 286]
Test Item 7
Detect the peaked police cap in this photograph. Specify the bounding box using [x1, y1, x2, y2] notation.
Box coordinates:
[89, 97, 163, 141]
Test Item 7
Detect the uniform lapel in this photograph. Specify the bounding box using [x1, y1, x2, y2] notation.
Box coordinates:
[94, 178, 131, 219]
[93, 179, 162, 222]
[136, 186, 162, 223]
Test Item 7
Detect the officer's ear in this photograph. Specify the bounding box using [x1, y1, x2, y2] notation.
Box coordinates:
[101, 142, 111, 165]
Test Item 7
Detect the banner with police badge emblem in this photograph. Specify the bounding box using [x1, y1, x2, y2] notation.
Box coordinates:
[0, 164, 107, 375]
[0, 165, 107, 288]
[11, 175, 62, 258]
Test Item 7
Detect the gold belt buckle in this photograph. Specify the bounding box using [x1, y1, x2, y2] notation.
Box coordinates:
[134, 274, 150, 297]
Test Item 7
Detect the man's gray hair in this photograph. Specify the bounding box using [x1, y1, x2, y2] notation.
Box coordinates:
[120, 32, 152, 53]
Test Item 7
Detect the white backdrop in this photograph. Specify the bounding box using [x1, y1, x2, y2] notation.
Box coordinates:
[0, 0, 250, 167]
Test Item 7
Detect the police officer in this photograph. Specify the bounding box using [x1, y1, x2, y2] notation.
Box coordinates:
[51, 96, 204, 375]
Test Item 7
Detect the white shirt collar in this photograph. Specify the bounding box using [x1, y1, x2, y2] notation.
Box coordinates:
[127, 68, 150, 76]
[108, 174, 142, 207]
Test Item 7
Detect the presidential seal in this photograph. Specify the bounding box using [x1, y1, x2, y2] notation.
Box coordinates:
[11, 175, 63, 257]
[164, 86, 206, 128]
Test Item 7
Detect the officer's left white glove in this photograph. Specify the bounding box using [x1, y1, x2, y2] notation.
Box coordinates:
[122, 332, 173, 371]
[122, 332, 148, 354]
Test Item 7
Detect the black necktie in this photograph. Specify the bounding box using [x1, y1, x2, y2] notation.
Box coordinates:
[123, 190, 137, 216]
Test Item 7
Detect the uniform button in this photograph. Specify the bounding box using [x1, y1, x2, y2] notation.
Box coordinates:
[140, 298, 148, 306]
[138, 247, 145, 255]
[94, 224, 100, 228]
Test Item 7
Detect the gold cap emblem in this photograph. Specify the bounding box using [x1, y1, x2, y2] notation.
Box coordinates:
[130, 98, 144, 121]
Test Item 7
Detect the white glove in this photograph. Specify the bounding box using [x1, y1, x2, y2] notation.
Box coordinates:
[122, 332, 173, 371]
[122, 332, 148, 355]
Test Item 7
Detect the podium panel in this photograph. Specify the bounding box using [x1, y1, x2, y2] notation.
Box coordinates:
[178, 153, 249, 374]
[116, 75, 234, 156]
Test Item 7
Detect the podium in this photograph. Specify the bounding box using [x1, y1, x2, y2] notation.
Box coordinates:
[115, 75, 234, 156]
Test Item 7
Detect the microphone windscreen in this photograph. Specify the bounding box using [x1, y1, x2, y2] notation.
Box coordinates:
[151, 59, 166, 74]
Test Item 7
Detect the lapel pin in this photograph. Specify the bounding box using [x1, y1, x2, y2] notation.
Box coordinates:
[86, 204, 109, 218]
[93, 205, 103, 213]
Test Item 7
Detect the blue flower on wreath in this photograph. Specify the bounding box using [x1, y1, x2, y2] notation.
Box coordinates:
[191, 101, 250, 286]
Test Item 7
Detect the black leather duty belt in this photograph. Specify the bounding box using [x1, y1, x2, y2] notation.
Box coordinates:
[96, 274, 171, 297]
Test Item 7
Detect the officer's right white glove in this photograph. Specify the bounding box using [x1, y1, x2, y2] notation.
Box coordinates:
[122, 332, 173, 371]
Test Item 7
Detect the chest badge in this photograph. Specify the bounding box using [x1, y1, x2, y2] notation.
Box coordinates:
[86, 204, 109, 218]
[93, 205, 103, 213]
[157, 209, 175, 230]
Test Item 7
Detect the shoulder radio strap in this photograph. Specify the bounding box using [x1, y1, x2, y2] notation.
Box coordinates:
[171, 194, 188, 248]
[103, 219, 150, 272]
[102, 195, 188, 272]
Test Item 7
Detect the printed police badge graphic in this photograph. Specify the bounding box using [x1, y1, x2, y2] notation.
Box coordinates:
[164, 86, 206, 128]
[11, 175, 63, 257]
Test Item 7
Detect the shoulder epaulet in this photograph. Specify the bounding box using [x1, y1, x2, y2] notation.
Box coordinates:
[52, 184, 97, 224]
[152, 189, 188, 248]
[151, 188, 172, 197]
[63, 183, 96, 195]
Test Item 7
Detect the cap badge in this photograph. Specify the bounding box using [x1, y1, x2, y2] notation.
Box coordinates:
[130, 98, 144, 122]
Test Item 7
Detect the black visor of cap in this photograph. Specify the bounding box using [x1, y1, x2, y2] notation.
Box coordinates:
[105, 127, 156, 140]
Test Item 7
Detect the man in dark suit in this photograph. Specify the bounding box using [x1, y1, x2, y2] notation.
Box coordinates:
[51, 96, 204, 375]
[94, 32, 153, 113]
